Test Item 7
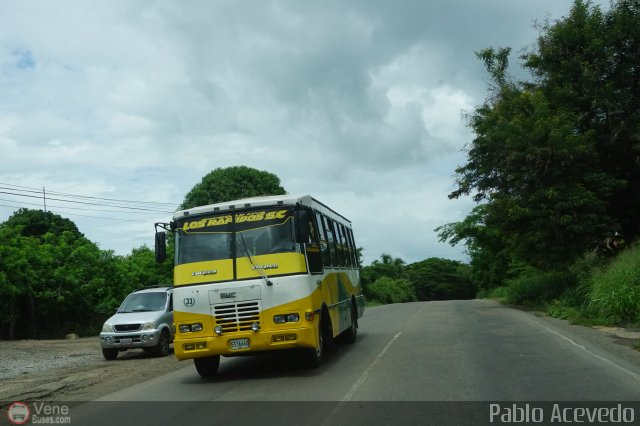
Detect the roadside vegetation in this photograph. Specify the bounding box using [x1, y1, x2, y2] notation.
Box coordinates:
[0, 167, 286, 340]
[439, 0, 640, 327]
[361, 254, 475, 305]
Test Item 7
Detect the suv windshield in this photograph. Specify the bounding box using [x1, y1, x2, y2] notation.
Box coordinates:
[118, 292, 167, 313]
[176, 207, 299, 265]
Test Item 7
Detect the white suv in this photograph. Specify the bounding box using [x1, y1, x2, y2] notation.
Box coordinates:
[99, 286, 173, 360]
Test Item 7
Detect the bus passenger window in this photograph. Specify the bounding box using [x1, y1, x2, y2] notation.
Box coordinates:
[306, 210, 324, 274]
[316, 212, 332, 267]
[340, 224, 352, 268]
[325, 217, 338, 267]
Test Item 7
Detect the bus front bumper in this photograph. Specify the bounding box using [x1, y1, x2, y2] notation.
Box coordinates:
[174, 326, 317, 360]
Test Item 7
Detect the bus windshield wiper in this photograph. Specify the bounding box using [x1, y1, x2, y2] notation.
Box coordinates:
[239, 233, 273, 286]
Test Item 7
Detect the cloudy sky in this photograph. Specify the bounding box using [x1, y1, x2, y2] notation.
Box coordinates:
[0, 0, 606, 265]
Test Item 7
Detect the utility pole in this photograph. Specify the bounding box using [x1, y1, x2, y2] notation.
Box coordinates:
[43, 186, 47, 212]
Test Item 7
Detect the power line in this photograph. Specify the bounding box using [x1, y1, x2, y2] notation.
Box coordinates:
[0, 182, 182, 239]
[0, 190, 175, 213]
[0, 198, 163, 215]
[0, 182, 179, 208]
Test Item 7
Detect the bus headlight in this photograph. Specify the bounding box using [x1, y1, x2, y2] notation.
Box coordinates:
[179, 323, 203, 333]
[274, 314, 299, 324]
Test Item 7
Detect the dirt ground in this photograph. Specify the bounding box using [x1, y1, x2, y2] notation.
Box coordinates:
[0, 337, 188, 403]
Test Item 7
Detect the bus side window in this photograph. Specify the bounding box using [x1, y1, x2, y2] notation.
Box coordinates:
[340, 224, 353, 268]
[336, 222, 347, 267]
[324, 216, 338, 267]
[306, 209, 324, 274]
[316, 212, 332, 267]
[347, 228, 359, 268]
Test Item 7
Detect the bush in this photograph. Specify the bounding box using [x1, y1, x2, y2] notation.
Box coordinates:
[406, 258, 475, 301]
[505, 271, 574, 307]
[480, 286, 509, 300]
[368, 277, 417, 305]
[589, 244, 640, 323]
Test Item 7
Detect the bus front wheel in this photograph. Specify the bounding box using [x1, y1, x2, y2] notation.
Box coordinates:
[194, 355, 220, 378]
[305, 312, 329, 368]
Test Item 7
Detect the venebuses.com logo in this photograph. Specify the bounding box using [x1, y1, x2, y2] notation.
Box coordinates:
[6, 401, 71, 425]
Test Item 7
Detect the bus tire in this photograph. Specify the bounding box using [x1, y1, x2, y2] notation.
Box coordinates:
[342, 302, 358, 344]
[194, 355, 220, 378]
[305, 315, 326, 368]
[322, 307, 336, 351]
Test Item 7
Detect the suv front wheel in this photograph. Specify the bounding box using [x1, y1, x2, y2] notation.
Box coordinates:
[153, 329, 171, 357]
[102, 348, 118, 361]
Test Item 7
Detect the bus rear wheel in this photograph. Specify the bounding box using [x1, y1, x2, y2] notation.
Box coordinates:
[194, 355, 220, 378]
[342, 303, 358, 344]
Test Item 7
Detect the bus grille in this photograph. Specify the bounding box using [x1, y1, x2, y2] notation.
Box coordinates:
[213, 301, 261, 333]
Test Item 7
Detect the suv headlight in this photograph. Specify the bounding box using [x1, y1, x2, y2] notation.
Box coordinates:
[102, 323, 114, 332]
[141, 321, 156, 330]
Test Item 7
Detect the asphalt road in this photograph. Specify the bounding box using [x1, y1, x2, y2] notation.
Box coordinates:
[71, 300, 640, 425]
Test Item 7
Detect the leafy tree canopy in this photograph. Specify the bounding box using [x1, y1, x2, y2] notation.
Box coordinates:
[443, 0, 640, 273]
[181, 166, 286, 209]
[4, 208, 82, 238]
[0, 210, 173, 339]
[406, 258, 475, 301]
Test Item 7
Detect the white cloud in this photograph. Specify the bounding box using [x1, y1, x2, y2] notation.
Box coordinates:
[0, 0, 601, 265]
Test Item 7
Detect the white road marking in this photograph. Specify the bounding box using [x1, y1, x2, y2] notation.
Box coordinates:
[342, 331, 403, 402]
[321, 331, 402, 426]
[525, 315, 640, 383]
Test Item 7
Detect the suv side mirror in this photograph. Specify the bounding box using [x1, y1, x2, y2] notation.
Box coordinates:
[155, 231, 167, 263]
[294, 210, 310, 243]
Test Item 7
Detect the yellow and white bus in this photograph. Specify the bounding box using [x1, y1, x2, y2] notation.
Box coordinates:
[155, 194, 364, 377]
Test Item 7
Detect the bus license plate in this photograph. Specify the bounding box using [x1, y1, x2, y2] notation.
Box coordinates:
[229, 338, 250, 350]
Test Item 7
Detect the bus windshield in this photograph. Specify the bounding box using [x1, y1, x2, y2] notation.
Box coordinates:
[176, 207, 299, 265]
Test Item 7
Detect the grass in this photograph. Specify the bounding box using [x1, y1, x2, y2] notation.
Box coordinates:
[589, 244, 640, 324]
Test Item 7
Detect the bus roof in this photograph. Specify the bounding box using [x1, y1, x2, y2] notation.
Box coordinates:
[173, 194, 351, 225]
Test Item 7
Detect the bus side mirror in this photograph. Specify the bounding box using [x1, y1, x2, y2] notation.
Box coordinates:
[294, 211, 310, 244]
[155, 231, 167, 263]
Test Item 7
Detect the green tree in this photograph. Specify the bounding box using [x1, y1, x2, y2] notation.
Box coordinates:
[523, 0, 640, 242]
[443, 0, 640, 278]
[0, 210, 175, 339]
[436, 205, 510, 290]
[406, 258, 475, 301]
[361, 254, 406, 287]
[4, 208, 82, 238]
[181, 166, 286, 209]
[0, 210, 106, 338]
[124, 245, 172, 288]
[360, 254, 414, 303]
[368, 277, 417, 304]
